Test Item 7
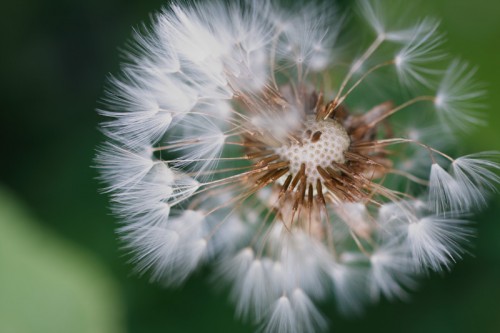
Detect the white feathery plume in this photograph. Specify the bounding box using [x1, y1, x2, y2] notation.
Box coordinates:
[165, 113, 227, 178]
[407, 215, 473, 272]
[358, 0, 421, 42]
[162, 4, 229, 67]
[369, 241, 417, 301]
[429, 163, 468, 214]
[434, 59, 486, 132]
[123, 23, 181, 75]
[290, 289, 328, 333]
[96, 143, 155, 192]
[99, 74, 175, 147]
[221, 1, 275, 91]
[395, 18, 444, 87]
[329, 258, 369, 316]
[262, 296, 296, 333]
[451, 152, 500, 209]
[377, 201, 412, 232]
[208, 214, 249, 255]
[269, 230, 330, 300]
[276, 2, 342, 71]
[234, 258, 272, 322]
[430, 154, 500, 213]
[217, 247, 255, 293]
[123, 209, 208, 285]
[117, 201, 171, 234]
[262, 290, 327, 333]
[377, 200, 428, 238]
[110, 163, 199, 217]
[219, 249, 272, 322]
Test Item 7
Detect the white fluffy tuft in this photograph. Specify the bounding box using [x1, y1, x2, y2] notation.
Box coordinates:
[395, 18, 444, 87]
[451, 152, 500, 209]
[123, 210, 208, 285]
[429, 163, 468, 214]
[369, 242, 417, 301]
[262, 290, 327, 333]
[435, 60, 486, 132]
[407, 215, 473, 271]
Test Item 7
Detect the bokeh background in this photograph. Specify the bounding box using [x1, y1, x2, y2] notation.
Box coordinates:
[1, 0, 500, 332]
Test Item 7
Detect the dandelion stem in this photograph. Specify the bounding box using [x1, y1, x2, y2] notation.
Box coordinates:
[327, 35, 385, 118]
[389, 169, 430, 185]
[366, 95, 435, 127]
[353, 137, 455, 163]
[336, 60, 395, 106]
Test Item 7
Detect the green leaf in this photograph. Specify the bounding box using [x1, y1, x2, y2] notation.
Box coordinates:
[0, 187, 125, 333]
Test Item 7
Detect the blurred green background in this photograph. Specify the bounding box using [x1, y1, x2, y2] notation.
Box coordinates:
[1, 0, 499, 332]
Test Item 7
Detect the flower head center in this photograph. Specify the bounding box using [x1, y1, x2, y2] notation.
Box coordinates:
[276, 115, 350, 186]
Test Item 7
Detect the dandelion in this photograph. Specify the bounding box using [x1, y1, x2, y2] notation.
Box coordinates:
[97, 0, 499, 332]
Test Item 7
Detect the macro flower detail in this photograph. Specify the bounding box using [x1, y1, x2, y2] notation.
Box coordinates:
[97, 1, 500, 332]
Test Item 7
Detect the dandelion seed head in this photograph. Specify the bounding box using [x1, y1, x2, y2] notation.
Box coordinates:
[96, 0, 499, 332]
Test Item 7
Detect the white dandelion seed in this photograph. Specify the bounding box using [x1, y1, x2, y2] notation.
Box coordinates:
[262, 289, 327, 333]
[233, 258, 272, 321]
[97, 1, 499, 332]
[329, 256, 369, 316]
[407, 215, 473, 272]
[369, 241, 418, 301]
[123, 209, 208, 285]
[434, 59, 487, 132]
[358, 0, 425, 42]
[429, 153, 500, 214]
[395, 18, 445, 87]
[429, 162, 469, 214]
[96, 142, 156, 192]
[451, 152, 500, 209]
